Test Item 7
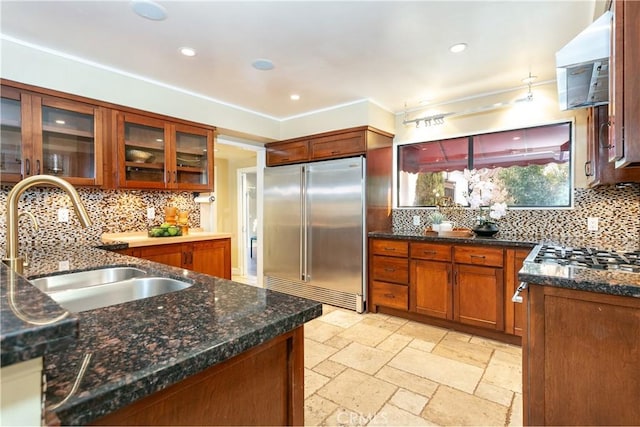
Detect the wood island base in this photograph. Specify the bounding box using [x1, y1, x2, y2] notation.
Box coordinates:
[92, 327, 304, 426]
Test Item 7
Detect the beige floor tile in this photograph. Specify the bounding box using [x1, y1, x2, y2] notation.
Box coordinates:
[306, 368, 331, 397]
[407, 338, 436, 353]
[422, 385, 508, 426]
[305, 394, 339, 426]
[483, 349, 522, 393]
[396, 321, 448, 343]
[324, 334, 354, 350]
[431, 337, 494, 369]
[376, 333, 412, 354]
[317, 368, 397, 416]
[474, 381, 514, 407]
[306, 319, 346, 343]
[375, 366, 439, 398]
[508, 392, 523, 427]
[470, 335, 522, 356]
[330, 342, 395, 375]
[338, 322, 395, 347]
[319, 309, 364, 328]
[313, 359, 348, 378]
[370, 403, 436, 426]
[360, 317, 405, 333]
[389, 388, 429, 415]
[306, 338, 340, 368]
[389, 347, 483, 394]
[442, 330, 473, 343]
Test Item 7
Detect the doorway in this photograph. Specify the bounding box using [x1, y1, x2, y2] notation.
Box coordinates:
[238, 167, 257, 284]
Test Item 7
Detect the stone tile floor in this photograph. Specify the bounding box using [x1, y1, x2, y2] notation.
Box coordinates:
[304, 305, 522, 426]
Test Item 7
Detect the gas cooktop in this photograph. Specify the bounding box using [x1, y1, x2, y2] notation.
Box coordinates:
[531, 245, 640, 274]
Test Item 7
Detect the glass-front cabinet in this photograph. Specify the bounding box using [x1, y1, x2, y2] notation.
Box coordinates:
[0, 85, 103, 185]
[117, 113, 214, 191]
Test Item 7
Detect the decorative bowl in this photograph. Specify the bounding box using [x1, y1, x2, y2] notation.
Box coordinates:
[126, 149, 153, 163]
[148, 224, 182, 238]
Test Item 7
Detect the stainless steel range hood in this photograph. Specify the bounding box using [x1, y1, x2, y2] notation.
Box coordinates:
[556, 11, 612, 111]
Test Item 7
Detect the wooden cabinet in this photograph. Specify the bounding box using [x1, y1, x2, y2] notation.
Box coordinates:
[369, 237, 526, 342]
[266, 126, 393, 166]
[586, 105, 640, 185]
[1, 83, 105, 186]
[117, 112, 214, 191]
[505, 248, 529, 336]
[410, 242, 452, 319]
[523, 284, 640, 425]
[369, 239, 409, 311]
[117, 239, 231, 279]
[608, 0, 640, 168]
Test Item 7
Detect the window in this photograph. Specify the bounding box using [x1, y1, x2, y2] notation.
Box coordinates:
[397, 122, 572, 208]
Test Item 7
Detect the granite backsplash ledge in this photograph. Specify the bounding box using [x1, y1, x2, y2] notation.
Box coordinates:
[393, 184, 640, 250]
[0, 186, 201, 254]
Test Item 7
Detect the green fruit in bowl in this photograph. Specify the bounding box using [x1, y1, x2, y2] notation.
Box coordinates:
[168, 226, 179, 236]
[160, 222, 172, 229]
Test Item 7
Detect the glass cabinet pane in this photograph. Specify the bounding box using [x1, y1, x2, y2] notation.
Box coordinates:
[41, 105, 95, 178]
[1, 97, 23, 176]
[175, 130, 209, 185]
[124, 122, 165, 183]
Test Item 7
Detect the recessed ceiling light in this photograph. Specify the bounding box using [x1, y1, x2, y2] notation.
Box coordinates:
[131, 0, 167, 21]
[55, 119, 66, 125]
[179, 47, 196, 57]
[449, 43, 467, 53]
[252, 59, 274, 71]
[290, 94, 300, 101]
[513, 136, 521, 140]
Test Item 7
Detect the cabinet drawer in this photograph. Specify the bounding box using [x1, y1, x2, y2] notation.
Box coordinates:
[410, 242, 452, 262]
[311, 131, 365, 160]
[454, 245, 504, 267]
[370, 281, 408, 310]
[266, 140, 309, 165]
[371, 256, 409, 284]
[371, 239, 409, 257]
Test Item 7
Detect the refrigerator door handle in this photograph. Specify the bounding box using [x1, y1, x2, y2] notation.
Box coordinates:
[300, 166, 307, 281]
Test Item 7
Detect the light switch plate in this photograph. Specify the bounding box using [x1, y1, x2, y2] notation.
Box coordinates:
[413, 215, 421, 226]
[58, 260, 70, 271]
[58, 208, 69, 223]
[147, 207, 155, 220]
[587, 217, 599, 231]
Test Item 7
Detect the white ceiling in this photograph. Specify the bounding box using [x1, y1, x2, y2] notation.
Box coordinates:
[1, 0, 600, 123]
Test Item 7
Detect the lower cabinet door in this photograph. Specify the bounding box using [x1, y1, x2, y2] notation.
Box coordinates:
[410, 260, 452, 320]
[454, 264, 504, 330]
[190, 239, 231, 279]
[138, 243, 184, 269]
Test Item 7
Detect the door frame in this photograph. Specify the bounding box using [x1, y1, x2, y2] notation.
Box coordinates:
[236, 166, 257, 278]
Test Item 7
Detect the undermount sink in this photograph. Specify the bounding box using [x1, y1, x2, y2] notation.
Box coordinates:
[30, 267, 148, 292]
[29, 268, 193, 312]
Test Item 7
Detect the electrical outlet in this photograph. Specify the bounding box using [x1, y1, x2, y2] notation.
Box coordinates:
[413, 215, 421, 226]
[147, 207, 155, 220]
[58, 260, 70, 271]
[58, 208, 69, 223]
[587, 217, 599, 231]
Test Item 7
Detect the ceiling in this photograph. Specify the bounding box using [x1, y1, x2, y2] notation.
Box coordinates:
[1, 0, 600, 124]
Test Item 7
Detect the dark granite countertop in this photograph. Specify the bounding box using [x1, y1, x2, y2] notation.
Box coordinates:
[369, 231, 640, 299]
[2, 243, 322, 425]
[369, 230, 538, 249]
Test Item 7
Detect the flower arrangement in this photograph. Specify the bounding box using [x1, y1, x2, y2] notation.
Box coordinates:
[463, 168, 508, 225]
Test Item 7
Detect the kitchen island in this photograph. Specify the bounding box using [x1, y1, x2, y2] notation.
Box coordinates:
[519, 245, 640, 426]
[1, 243, 322, 426]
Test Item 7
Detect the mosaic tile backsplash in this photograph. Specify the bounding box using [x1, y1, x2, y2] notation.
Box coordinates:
[0, 186, 201, 254]
[393, 184, 640, 251]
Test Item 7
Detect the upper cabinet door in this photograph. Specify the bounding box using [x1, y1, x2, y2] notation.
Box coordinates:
[0, 86, 103, 186]
[172, 123, 214, 192]
[0, 86, 29, 183]
[118, 112, 169, 189]
[35, 97, 104, 186]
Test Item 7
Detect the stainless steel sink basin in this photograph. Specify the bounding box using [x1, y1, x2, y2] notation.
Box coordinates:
[44, 277, 193, 312]
[30, 267, 147, 292]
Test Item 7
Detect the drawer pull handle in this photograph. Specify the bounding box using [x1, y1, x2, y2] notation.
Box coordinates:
[384, 268, 396, 272]
[423, 250, 436, 255]
[383, 247, 396, 251]
[470, 254, 486, 259]
[512, 282, 528, 303]
[384, 293, 395, 299]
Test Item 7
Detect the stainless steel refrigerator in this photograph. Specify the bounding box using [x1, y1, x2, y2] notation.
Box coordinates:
[264, 157, 366, 312]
